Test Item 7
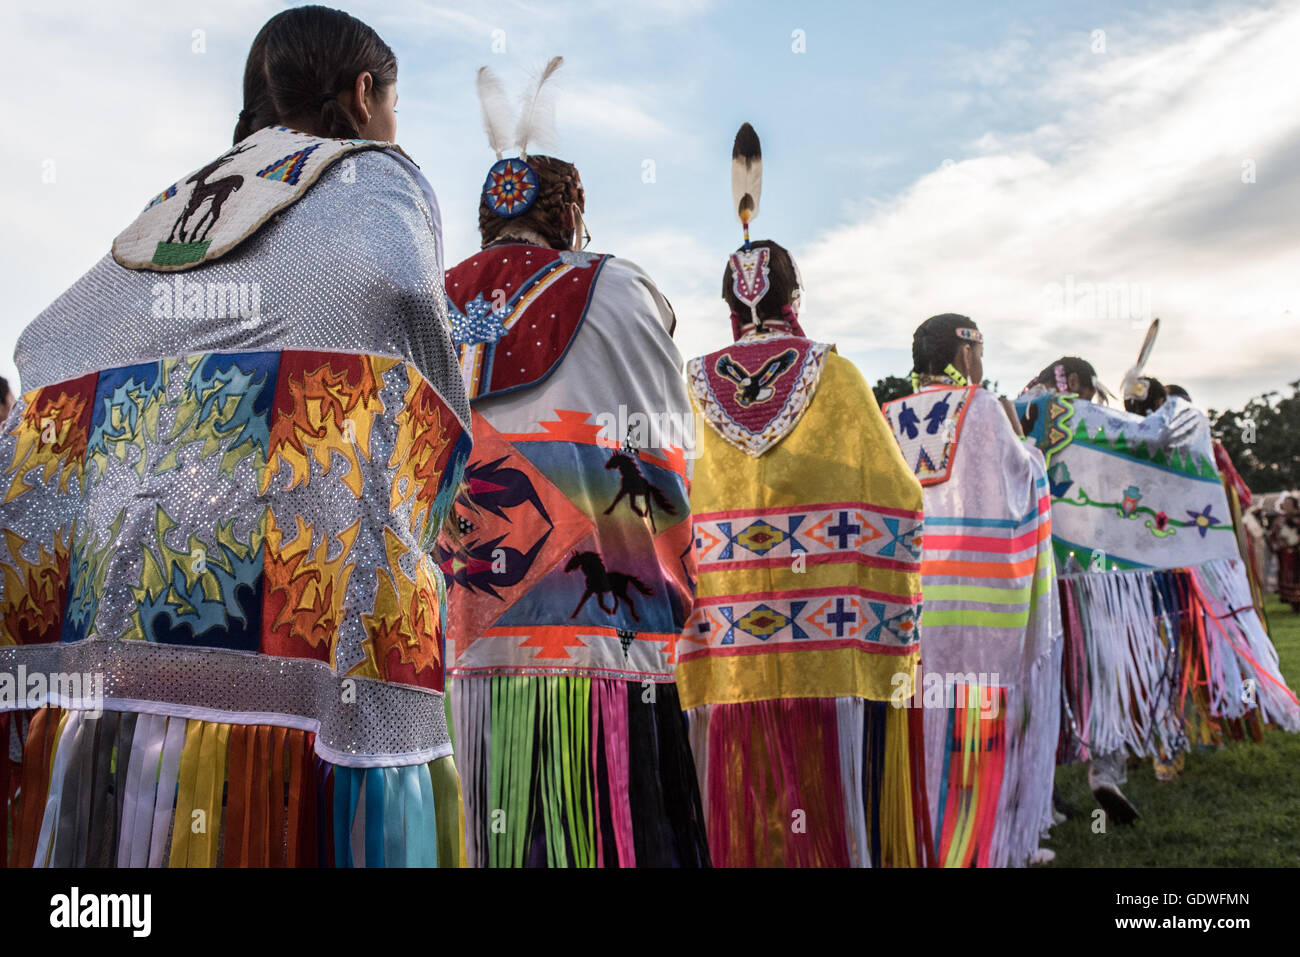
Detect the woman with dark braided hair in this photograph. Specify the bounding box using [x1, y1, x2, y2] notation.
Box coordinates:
[476, 154, 588, 253]
[440, 60, 708, 867]
[1, 6, 472, 867]
[882, 314, 1063, 866]
[1020, 356, 1106, 404]
[233, 5, 399, 144]
[677, 124, 928, 868]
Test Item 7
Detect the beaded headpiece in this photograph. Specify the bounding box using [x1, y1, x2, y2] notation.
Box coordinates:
[476, 57, 563, 219]
[724, 123, 806, 338]
[729, 123, 768, 326]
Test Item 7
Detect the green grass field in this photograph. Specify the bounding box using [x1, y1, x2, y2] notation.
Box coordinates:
[1045, 596, 1300, 866]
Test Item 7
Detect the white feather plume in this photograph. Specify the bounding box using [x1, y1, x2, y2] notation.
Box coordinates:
[1121, 317, 1160, 399]
[514, 56, 564, 159]
[476, 66, 514, 160]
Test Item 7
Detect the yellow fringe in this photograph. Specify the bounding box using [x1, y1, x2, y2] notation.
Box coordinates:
[169, 720, 230, 867]
[880, 705, 918, 868]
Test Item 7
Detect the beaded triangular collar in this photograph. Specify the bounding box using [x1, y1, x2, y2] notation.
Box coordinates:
[689, 332, 831, 457]
[112, 126, 402, 272]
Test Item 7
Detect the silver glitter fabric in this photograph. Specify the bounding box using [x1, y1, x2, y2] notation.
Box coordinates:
[0, 640, 450, 767]
[0, 140, 469, 766]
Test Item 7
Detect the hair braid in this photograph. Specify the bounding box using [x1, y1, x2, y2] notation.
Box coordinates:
[478, 155, 583, 249]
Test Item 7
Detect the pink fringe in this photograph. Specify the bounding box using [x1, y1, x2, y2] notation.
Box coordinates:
[594, 679, 635, 867]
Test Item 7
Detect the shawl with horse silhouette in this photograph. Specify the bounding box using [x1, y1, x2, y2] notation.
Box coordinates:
[438, 252, 694, 684]
[113, 126, 397, 271]
[445, 245, 612, 401]
[439, 237, 708, 867]
[688, 333, 831, 456]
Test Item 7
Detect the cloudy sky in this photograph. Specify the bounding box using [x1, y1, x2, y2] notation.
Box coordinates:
[2, 0, 1296, 410]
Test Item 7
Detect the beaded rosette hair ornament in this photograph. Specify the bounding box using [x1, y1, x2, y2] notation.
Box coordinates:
[476, 56, 563, 218]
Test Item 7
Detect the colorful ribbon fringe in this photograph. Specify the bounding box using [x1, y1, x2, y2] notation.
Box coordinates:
[685, 696, 931, 867]
[1, 709, 464, 868]
[1057, 556, 1300, 766]
[451, 675, 709, 867]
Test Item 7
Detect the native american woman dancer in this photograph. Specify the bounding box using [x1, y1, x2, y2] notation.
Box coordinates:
[882, 314, 1062, 866]
[0, 7, 472, 867]
[674, 124, 929, 867]
[1270, 493, 1300, 613]
[439, 59, 709, 867]
[1018, 340, 1300, 827]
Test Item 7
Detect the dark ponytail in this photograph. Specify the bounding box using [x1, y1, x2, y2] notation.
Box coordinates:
[233, 24, 273, 143]
[233, 5, 397, 145]
[911, 313, 979, 375]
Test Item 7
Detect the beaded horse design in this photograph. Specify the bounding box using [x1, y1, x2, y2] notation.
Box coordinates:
[604, 451, 675, 531]
[564, 551, 653, 622]
[167, 144, 254, 245]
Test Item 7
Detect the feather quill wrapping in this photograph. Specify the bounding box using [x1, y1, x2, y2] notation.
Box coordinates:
[477, 67, 514, 160]
[515, 56, 564, 158]
[1121, 317, 1160, 399]
[731, 123, 763, 230]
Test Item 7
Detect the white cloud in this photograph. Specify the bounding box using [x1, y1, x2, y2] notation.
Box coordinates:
[1, 0, 1294, 421]
[563, 87, 672, 141]
[792, 1, 1300, 409]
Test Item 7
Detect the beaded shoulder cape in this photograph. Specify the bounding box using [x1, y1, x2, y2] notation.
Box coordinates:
[113, 126, 400, 271]
[688, 332, 831, 457]
[445, 245, 611, 401]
